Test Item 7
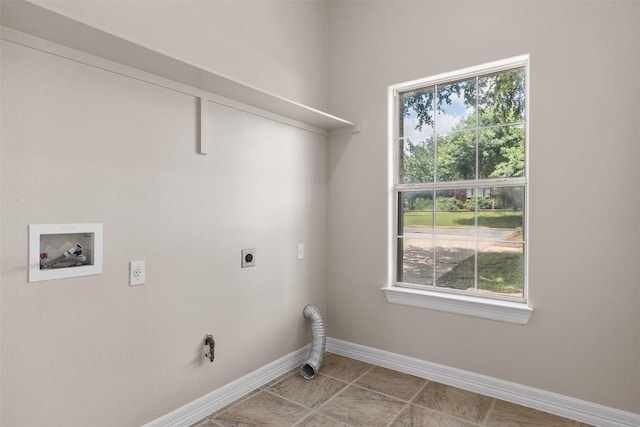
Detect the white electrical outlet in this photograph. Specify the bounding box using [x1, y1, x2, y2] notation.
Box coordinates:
[130, 260, 145, 286]
[241, 249, 255, 268]
[297, 243, 304, 260]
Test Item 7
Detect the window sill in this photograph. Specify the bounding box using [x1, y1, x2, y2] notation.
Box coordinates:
[381, 286, 533, 324]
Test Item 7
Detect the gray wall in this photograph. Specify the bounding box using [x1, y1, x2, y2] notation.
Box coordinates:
[1, 1, 639, 425]
[36, 0, 331, 111]
[1, 1, 329, 426]
[327, 0, 640, 414]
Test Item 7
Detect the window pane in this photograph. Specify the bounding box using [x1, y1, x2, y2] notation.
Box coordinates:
[398, 191, 434, 284]
[434, 239, 476, 291]
[477, 243, 524, 298]
[400, 88, 436, 184]
[400, 89, 435, 148]
[478, 125, 525, 179]
[477, 187, 524, 242]
[434, 188, 474, 232]
[478, 68, 525, 126]
[436, 131, 476, 182]
[401, 138, 435, 184]
[436, 78, 476, 135]
[399, 237, 434, 285]
[400, 190, 434, 227]
[401, 92, 435, 141]
[432, 188, 475, 290]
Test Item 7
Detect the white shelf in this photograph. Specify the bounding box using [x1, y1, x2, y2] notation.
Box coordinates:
[0, 0, 357, 134]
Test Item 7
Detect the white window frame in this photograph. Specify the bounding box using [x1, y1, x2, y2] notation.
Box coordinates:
[382, 55, 533, 324]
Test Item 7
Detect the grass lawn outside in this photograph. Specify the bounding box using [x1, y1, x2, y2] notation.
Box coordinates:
[404, 210, 522, 229]
[438, 252, 524, 296]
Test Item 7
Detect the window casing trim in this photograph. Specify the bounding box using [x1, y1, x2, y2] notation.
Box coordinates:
[386, 55, 532, 323]
[391, 54, 530, 98]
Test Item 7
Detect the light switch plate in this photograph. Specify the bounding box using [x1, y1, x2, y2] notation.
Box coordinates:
[130, 260, 145, 285]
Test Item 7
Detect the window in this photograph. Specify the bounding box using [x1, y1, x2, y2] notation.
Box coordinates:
[384, 56, 532, 324]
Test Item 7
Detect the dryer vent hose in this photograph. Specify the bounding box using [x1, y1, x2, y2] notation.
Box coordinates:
[300, 304, 326, 380]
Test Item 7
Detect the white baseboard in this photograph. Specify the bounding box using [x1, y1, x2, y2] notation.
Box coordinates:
[144, 339, 639, 427]
[326, 338, 640, 427]
[142, 345, 309, 427]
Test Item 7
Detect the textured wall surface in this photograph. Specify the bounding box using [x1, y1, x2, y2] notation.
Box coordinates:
[327, 0, 640, 414]
[0, 2, 329, 424]
[36, 0, 330, 111]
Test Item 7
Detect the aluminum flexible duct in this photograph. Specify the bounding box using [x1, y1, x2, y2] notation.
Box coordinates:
[300, 304, 326, 380]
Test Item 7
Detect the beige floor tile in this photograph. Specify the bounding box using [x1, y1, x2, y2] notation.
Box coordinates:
[318, 353, 374, 382]
[190, 390, 262, 427]
[318, 384, 406, 427]
[391, 404, 480, 427]
[190, 416, 219, 427]
[355, 366, 427, 400]
[486, 400, 577, 427]
[223, 389, 261, 411]
[260, 367, 298, 390]
[268, 373, 348, 408]
[413, 382, 493, 424]
[192, 355, 590, 427]
[213, 390, 308, 426]
[294, 412, 350, 426]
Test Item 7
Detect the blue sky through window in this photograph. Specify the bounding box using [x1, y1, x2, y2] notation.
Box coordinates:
[403, 87, 476, 143]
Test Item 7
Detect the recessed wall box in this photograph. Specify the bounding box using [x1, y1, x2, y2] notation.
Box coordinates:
[29, 223, 103, 282]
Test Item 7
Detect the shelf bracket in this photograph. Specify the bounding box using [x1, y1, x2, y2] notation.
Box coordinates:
[198, 97, 209, 155]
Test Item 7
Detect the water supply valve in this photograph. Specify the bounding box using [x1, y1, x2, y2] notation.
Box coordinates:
[40, 243, 86, 268]
[204, 334, 215, 362]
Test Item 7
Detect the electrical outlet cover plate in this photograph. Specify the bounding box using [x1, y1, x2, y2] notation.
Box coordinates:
[241, 248, 255, 268]
[130, 260, 145, 285]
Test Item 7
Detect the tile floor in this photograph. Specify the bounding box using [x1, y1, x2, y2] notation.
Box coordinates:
[193, 353, 593, 427]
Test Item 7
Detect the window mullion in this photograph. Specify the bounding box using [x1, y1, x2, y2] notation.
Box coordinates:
[474, 76, 479, 294]
[396, 190, 404, 283]
[434, 84, 439, 184]
[432, 189, 436, 287]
